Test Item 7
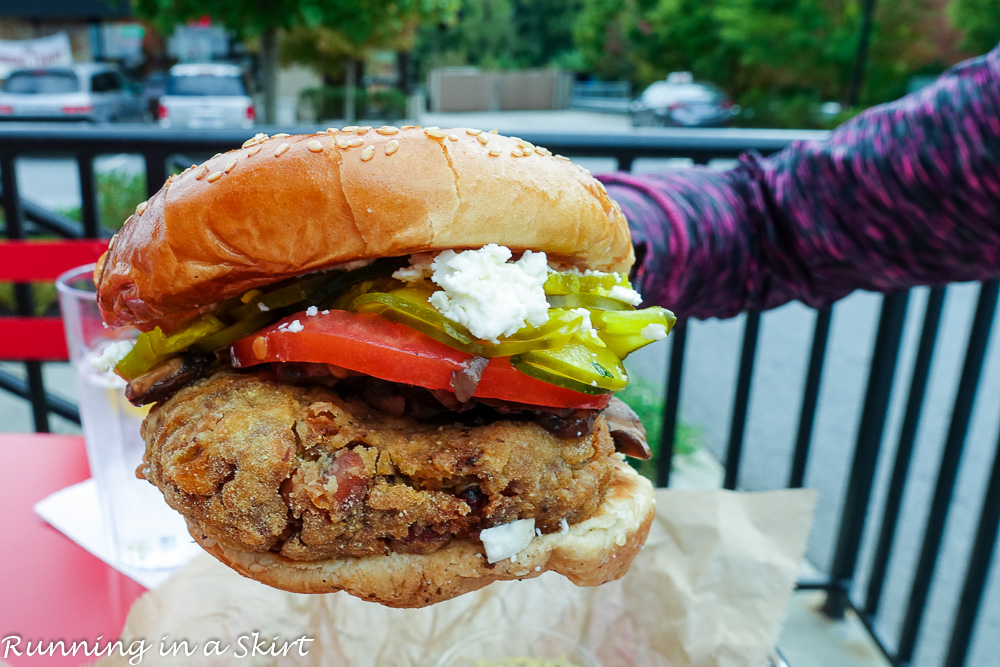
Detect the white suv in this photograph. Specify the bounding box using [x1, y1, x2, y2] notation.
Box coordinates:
[158, 63, 254, 129]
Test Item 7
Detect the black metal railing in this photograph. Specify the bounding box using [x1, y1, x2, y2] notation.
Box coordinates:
[1, 123, 997, 667]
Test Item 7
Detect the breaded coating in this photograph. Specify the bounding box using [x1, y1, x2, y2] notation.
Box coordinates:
[140, 371, 617, 560]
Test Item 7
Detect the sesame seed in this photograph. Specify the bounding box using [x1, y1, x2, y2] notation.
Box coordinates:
[326, 127, 339, 133]
[535, 146, 549, 156]
[248, 146, 262, 157]
[348, 137, 363, 147]
[242, 133, 268, 148]
[356, 126, 372, 135]
[555, 154, 570, 161]
[489, 148, 502, 157]
[607, 208, 616, 220]
[274, 143, 290, 157]
[206, 171, 223, 183]
[596, 180, 607, 194]
[272, 133, 290, 138]
[361, 145, 375, 161]
[212, 153, 222, 159]
[135, 201, 148, 215]
[385, 139, 399, 155]
[517, 139, 532, 149]
[376, 126, 399, 135]
[224, 158, 237, 173]
[400, 125, 416, 130]
[307, 139, 323, 152]
[341, 125, 359, 133]
[466, 129, 482, 136]
[425, 127, 447, 139]
[511, 149, 524, 157]
[476, 133, 489, 145]
[335, 136, 351, 149]
[447, 133, 459, 141]
[489, 128, 498, 134]
[195, 165, 209, 180]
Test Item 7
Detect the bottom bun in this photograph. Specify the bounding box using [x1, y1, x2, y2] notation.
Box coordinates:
[190, 458, 655, 608]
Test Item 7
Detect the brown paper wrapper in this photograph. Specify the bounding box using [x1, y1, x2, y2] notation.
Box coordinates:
[98, 488, 815, 667]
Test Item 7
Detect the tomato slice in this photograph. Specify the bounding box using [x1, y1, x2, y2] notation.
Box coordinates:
[230, 310, 611, 410]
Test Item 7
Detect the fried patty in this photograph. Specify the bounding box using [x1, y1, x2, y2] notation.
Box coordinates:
[140, 371, 617, 560]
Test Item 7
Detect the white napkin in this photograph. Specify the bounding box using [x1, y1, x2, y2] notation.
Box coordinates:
[34, 479, 198, 589]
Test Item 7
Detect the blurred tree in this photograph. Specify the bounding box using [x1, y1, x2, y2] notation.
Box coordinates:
[949, 0, 1000, 55]
[133, 0, 457, 123]
[575, 0, 947, 127]
[411, 0, 582, 78]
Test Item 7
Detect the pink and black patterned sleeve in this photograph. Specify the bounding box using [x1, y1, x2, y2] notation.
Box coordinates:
[599, 46, 1000, 320]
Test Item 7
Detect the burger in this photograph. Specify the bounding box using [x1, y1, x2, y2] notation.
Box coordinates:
[94, 126, 675, 608]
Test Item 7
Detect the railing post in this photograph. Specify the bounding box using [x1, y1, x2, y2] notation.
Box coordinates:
[724, 310, 761, 490]
[897, 279, 999, 663]
[822, 291, 909, 618]
[657, 320, 687, 487]
[1, 154, 50, 433]
[789, 306, 833, 488]
[864, 286, 946, 618]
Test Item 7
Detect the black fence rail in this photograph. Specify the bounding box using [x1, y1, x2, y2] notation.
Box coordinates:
[1, 124, 997, 667]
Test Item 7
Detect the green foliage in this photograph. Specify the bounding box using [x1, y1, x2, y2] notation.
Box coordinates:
[617, 368, 703, 482]
[55, 170, 147, 232]
[949, 0, 1000, 56]
[411, 0, 583, 77]
[133, 0, 458, 45]
[573, 0, 953, 128]
[98, 171, 147, 231]
[299, 86, 408, 121]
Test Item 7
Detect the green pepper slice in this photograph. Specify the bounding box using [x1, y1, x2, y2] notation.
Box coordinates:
[514, 340, 628, 392]
[226, 273, 331, 321]
[114, 314, 226, 380]
[508, 356, 613, 396]
[591, 307, 677, 358]
[543, 271, 630, 295]
[351, 292, 583, 357]
[546, 293, 635, 311]
[191, 312, 274, 353]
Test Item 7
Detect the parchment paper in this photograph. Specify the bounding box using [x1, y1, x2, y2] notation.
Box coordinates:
[98, 488, 816, 667]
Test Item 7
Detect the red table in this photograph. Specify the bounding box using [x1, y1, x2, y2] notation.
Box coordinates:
[0, 434, 147, 666]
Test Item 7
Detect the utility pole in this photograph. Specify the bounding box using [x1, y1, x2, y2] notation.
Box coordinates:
[844, 0, 877, 107]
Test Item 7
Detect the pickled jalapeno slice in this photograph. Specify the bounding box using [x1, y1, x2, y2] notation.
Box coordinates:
[514, 340, 628, 392]
[114, 313, 226, 380]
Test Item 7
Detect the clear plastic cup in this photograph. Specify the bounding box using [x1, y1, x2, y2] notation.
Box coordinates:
[56, 263, 199, 570]
[435, 628, 602, 667]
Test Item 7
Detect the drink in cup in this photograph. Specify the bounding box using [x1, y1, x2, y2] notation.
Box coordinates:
[57, 264, 198, 570]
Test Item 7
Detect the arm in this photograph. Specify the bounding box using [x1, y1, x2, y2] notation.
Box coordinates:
[600, 46, 1000, 319]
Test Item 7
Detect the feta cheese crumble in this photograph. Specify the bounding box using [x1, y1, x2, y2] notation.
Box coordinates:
[426, 244, 550, 343]
[641, 323, 668, 341]
[392, 253, 435, 283]
[89, 340, 134, 373]
[480, 518, 536, 564]
[609, 284, 642, 306]
[306, 306, 319, 317]
[286, 319, 304, 333]
[257, 302, 270, 312]
[571, 307, 600, 340]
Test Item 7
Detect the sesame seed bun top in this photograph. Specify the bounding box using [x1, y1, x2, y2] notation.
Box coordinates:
[95, 126, 635, 329]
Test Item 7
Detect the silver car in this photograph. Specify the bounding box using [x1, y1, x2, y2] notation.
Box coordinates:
[158, 64, 255, 129]
[0, 64, 145, 123]
[630, 73, 740, 128]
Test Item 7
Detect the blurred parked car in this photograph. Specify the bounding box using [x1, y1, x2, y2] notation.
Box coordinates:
[630, 72, 739, 128]
[141, 71, 169, 121]
[0, 64, 145, 123]
[158, 63, 254, 129]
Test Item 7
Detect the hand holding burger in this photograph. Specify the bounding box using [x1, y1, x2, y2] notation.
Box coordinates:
[94, 126, 674, 608]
